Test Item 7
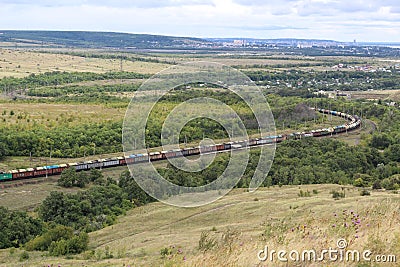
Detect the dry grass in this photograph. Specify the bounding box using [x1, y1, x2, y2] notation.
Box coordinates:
[0, 102, 126, 128]
[0, 184, 398, 266]
[346, 89, 400, 102]
[0, 49, 169, 78]
[0, 176, 80, 211]
[197, 57, 325, 67]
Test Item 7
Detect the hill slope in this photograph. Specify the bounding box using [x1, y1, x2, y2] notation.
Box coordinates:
[1, 184, 399, 266]
[0, 30, 207, 49]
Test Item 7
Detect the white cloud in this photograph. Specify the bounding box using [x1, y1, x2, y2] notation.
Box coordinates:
[0, 0, 399, 42]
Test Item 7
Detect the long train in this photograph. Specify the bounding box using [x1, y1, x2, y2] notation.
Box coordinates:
[0, 108, 361, 182]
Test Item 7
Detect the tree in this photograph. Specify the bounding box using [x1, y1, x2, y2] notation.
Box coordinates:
[76, 172, 89, 188]
[89, 168, 103, 182]
[385, 144, 400, 162]
[0, 142, 7, 159]
[119, 171, 154, 205]
[371, 133, 392, 149]
[0, 207, 43, 249]
[58, 167, 77, 188]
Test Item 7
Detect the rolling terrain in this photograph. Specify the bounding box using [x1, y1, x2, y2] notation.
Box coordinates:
[0, 184, 398, 266]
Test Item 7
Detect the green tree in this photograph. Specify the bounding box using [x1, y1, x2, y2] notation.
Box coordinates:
[58, 167, 77, 188]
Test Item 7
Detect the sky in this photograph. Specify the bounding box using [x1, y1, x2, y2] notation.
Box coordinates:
[0, 0, 400, 42]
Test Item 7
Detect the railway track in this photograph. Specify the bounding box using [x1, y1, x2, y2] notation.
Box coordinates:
[0, 107, 361, 183]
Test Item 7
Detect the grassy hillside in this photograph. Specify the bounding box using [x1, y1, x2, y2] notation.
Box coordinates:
[0, 184, 398, 266]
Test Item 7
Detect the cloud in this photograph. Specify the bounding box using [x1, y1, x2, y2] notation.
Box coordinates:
[0, 0, 214, 8]
[227, 25, 308, 31]
[0, 0, 399, 42]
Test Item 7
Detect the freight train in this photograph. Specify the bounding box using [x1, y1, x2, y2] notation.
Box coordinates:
[0, 108, 361, 182]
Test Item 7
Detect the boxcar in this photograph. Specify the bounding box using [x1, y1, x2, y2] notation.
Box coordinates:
[125, 156, 136, 164]
[216, 144, 225, 151]
[103, 158, 120, 167]
[0, 172, 12, 181]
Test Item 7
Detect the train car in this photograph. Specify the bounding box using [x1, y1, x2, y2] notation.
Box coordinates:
[231, 144, 242, 149]
[276, 135, 286, 142]
[216, 144, 225, 151]
[248, 138, 258, 146]
[163, 150, 177, 158]
[0, 172, 12, 181]
[50, 164, 68, 174]
[287, 133, 303, 140]
[186, 147, 200, 155]
[74, 162, 88, 171]
[181, 148, 191, 156]
[149, 152, 162, 161]
[257, 138, 269, 144]
[137, 153, 149, 162]
[311, 130, 321, 137]
[319, 129, 331, 136]
[200, 145, 214, 153]
[103, 158, 120, 168]
[125, 156, 136, 165]
[334, 125, 346, 134]
[224, 142, 232, 150]
[33, 167, 48, 177]
[117, 156, 126, 165]
[12, 168, 34, 179]
[87, 160, 103, 169]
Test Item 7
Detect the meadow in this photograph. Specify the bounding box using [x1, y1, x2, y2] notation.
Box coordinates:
[0, 49, 169, 78]
[0, 184, 398, 266]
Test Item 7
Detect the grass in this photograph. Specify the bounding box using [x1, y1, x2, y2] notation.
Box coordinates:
[0, 176, 80, 211]
[0, 102, 125, 128]
[0, 184, 398, 266]
[0, 49, 169, 78]
[345, 89, 400, 102]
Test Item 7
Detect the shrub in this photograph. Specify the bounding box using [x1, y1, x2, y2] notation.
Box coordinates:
[298, 190, 311, 197]
[25, 225, 74, 251]
[198, 231, 217, 252]
[360, 189, 371, 196]
[331, 190, 345, 200]
[372, 180, 382, 190]
[19, 251, 29, 261]
[48, 232, 89, 256]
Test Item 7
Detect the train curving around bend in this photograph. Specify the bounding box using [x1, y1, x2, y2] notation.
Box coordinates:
[0, 108, 361, 182]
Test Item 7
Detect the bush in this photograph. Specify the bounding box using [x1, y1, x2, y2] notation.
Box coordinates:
[298, 190, 311, 197]
[48, 232, 89, 256]
[160, 247, 172, 258]
[198, 231, 217, 252]
[19, 251, 29, 261]
[331, 190, 345, 200]
[360, 189, 371, 196]
[25, 225, 74, 251]
[372, 180, 382, 190]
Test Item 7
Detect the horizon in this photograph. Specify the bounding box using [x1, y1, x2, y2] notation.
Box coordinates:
[1, 29, 400, 45]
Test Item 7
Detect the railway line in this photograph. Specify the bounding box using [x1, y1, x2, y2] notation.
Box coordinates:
[0, 107, 361, 182]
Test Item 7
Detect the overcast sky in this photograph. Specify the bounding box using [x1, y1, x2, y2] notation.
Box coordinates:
[1, 0, 400, 42]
